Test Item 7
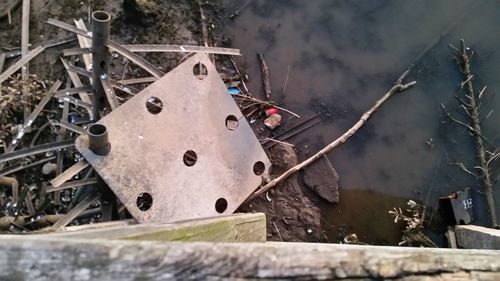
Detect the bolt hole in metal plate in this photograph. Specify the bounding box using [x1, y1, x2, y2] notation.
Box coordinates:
[76, 53, 271, 223]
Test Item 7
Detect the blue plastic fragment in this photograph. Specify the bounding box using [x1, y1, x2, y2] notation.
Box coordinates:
[228, 87, 240, 95]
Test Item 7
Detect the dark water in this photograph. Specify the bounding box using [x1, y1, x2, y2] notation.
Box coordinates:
[223, 0, 500, 245]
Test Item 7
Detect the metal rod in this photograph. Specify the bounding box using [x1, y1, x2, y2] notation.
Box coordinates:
[100, 76, 119, 110]
[0, 140, 75, 164]
[20, 0, 30, 80]
[122, 44, 241, 56]
[0, 53, 5, 73]
[60, 58, 93, 108]
[91, 11, 111, 118]
[3, 36, 76, 58]
[88, 124, 111, 156]
[54, 86, 93, 98]
[119, 77, 157, 85]
[47, 18, 165, 79]
[62, 47, 91, 57]
[0, 156, 56, 177]
[52, 120, 86, 135]
[0, 45, 44, 84]
[50, 191, 100, 230]
[46, 178, 98, 193]
[74, 19, 92, 74]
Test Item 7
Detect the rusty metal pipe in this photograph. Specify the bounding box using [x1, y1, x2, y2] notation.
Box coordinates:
[88, 124, 110, 156]
[91, 10, 111, 119]
[0, 176, 19, 202]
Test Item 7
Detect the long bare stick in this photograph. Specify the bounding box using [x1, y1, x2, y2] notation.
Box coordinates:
[246, 68, 416, 202]
[456, 39, 497, 228]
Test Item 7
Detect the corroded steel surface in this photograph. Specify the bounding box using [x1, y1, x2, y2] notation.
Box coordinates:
[76, 53, 270, 223]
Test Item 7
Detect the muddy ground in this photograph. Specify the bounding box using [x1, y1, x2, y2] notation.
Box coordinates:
[0, 0, 341, 242]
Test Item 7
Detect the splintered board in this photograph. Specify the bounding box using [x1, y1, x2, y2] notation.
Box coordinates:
[76, 53, 270, 223]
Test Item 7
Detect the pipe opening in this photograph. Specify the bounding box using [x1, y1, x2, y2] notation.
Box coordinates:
[88, 124, 107, 136]
[92, 11, 111, 22]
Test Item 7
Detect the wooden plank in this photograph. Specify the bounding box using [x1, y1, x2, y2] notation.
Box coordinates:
[0, 237, 498, 280]
[41, 213, 266, 242]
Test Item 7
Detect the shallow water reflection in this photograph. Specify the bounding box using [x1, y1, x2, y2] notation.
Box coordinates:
[224, 0, 500, 244]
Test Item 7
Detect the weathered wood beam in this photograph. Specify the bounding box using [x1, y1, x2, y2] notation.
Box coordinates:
[0, 237, 498, 280]
[40, 213, 266, 242]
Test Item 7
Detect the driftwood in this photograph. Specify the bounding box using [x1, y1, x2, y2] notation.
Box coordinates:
[0, 237, 498, 280]
[247, 68, 416, 201]
[446, 39, 498, 228]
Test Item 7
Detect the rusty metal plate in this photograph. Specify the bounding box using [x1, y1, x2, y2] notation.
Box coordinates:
[76, 53, 270, 223]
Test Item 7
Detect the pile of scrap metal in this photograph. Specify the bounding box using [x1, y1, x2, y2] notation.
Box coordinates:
[0, 10, 273, 232]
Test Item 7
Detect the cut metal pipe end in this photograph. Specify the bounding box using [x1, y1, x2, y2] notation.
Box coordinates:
[91, 11, 111, 23]
[88, 124, 111, 156]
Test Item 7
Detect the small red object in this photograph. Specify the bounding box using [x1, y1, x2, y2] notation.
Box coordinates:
[265, 107, 279, 117]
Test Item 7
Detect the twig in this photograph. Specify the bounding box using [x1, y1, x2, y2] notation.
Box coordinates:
[257, 53, 272, 100]
[246, 67, 416, 202]
[272, 221, 283, 241]
[450, 162, 477, 177]
[260, 138, 294, 147]
[282, 65, 291, 96]
[235, 94, 300, 118]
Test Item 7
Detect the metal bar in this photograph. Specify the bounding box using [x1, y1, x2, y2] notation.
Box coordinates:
[21, 0, 30, 80]
[58, 95, 93, 111]
[47, 18, 164, 79]
[122, 44, 241, 56]
[53, 120, 86, 135]
[54, 86, 93, 98]
[49, 160, 89, 188]
[0, 53, 5, 72]
[91, 11, 111, 118]
[73, 19, 92, 71]
[23, 80, 62, 128]
[6, 80, 63, 156]
[54, 95, 70, 205]
[109, 80, 138, 95]
[50, 191, 100, 230]
[62, 48, 91, 57]
[60, 58, 93, 106]
[264, 118, 322, 150]
[261, 114, 320, 145]
[100, 76, 119, 110]
[64, 63, 92, 77]
[25, 190, 35, 215]
[119, 77, 157, 85]
[0, 45, 44, 84]
[108, 41, 164, 79]
[0, 156, 56, 177]
[3, 36, 76, 58]
[0, 140, 75, 164]
[46, 178, 98, 193]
